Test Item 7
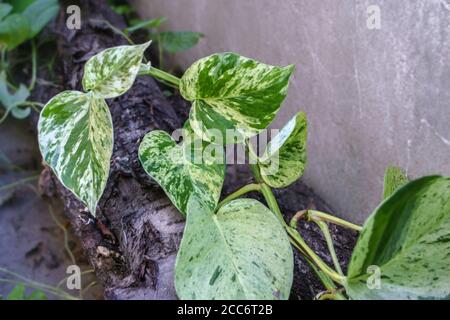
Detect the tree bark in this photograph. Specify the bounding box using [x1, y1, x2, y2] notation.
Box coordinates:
[36, 0, 184, 300]
[35, 0, 357, 300]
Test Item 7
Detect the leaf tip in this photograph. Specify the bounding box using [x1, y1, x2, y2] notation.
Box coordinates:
[138, 40, 152, 52]
[285, 64, 296, 74]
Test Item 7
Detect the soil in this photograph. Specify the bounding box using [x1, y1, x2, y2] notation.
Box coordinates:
[0, 119, 102, 299]
[1, 0, 358, 300]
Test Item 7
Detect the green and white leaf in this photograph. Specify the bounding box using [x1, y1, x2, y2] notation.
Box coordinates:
[138, 129, 225, 216]
[38, 91, 113, 215]
[82, 42, 151, 99]
[160, 31, 203, 53]
[0, 72, 30, 120]
[382, 166, 409, 200]
[180, 52, 295, 143]
[175, 198, 293, 300]
[346, 176, 450, 300]
[259, 112, 307, 188]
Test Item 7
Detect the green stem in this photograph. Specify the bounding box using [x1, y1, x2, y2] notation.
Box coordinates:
[157, 33, 164, 70]
[260, 183, 287, 227]
[289, 239, 345, 299]
[48, 204, 76, 266]
[217, 183, 261, 209]
[92, 19, 135, 45]
[314, 220, 344, 276]
[0, 48, 6, 70]
[0, 150, 22, 171]
[287, 227, 346, 285]
[248, 161, 346, 285]
[81, 281, 98, 296]
[249, 162, 262, 181]
[306, 210, 362, 232]
[6, 79, 17, 90]
[28, 40, 37, 91]
[0, 101, 43, 123]
[246, 140, 259, 164]
[19, 101, 44, 111]
[0, 107, 11, 124]
[250, 161, 288, 225]
[139, 64, 180, 87]
[317, 292, 344, 300]
[0, 174, 39, 192]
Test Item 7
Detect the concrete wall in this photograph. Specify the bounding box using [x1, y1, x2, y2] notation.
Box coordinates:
[131, 0, 450, 223]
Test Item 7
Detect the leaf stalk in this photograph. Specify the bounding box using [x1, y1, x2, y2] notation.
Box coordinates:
[217, 183, 261, 209]
[28, 40, 37, 91]
[292, 209, 362, 232]
[248, 157, 347, 286]
[314, 220, 344, 276]
[139, 64, 180, 87]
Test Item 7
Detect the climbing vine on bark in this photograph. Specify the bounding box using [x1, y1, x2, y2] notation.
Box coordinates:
[38, 42, 450, 300]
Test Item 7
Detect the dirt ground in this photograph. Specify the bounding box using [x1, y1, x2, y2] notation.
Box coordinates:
[0, 118, 102, 299]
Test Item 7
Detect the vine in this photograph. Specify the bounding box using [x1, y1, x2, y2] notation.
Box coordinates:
[37, 42, 450, 300]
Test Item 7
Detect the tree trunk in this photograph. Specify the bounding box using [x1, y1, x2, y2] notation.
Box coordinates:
[34, 0, 357, 300]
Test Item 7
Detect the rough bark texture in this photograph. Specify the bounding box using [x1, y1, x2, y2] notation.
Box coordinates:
[34, 0, 357, 300]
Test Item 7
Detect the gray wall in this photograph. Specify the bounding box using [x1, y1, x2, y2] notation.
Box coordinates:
[131, 0, 450, 223]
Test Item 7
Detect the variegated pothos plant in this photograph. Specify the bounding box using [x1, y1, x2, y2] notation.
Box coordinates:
[38, 42, 450, 300]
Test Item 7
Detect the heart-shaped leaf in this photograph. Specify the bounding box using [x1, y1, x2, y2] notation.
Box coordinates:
[22, 0, 59, 38]
[0, 13, 30, 50]
[125, 17, 167, 34]
[382, 166, 409, 200]
[159, 31, 203, 53]
[38, 91, 113, 215]
[138, 129, 225, 216]
[346, 176, 450, 299]
[82, 42, 151, 99]
[180, 52, 295, 143]
[175, 198, 293, 300]
[259, 112, 307, 188]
